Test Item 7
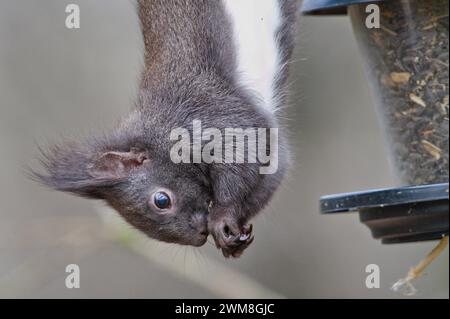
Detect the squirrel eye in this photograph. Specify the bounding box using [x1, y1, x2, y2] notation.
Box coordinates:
[153, 191, 171, 210]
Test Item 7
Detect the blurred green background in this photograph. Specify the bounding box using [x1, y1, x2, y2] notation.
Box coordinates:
[0, 0, 448, 298]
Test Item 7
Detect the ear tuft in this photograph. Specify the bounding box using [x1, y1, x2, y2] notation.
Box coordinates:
[30, 141, 148, 199]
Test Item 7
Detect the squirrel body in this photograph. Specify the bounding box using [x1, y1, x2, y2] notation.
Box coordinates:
[34, 0, 300, 258]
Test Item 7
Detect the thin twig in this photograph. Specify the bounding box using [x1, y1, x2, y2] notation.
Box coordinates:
[392, 236, 449, 296]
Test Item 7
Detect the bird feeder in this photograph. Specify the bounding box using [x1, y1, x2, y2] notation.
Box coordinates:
[302, 0, 449, 243]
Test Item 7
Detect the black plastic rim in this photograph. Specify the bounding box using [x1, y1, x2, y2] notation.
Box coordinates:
[320, 183, 449, 244]
[321, 183, 449, 213]
[301, 0, 383, 15]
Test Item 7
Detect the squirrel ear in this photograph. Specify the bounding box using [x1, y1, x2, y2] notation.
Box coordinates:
[32, 144, 149, 199]
[88, 149, 149, 179]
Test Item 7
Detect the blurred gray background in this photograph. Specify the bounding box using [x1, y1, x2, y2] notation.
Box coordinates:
[0, 0, 448, 298]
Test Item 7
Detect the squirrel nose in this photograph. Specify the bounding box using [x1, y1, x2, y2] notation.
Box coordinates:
[191, 212, 208, 235]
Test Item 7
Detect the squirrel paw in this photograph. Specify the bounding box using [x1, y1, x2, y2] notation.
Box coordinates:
[208, 210, 254, 258]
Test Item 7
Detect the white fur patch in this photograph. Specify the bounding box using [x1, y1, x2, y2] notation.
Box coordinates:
[223, 0, 281, 113]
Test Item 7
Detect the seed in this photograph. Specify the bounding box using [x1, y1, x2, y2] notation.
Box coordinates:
[409, 94, 427, 108]
[421, 140, 442, 160]
[390, 72, 412, 85]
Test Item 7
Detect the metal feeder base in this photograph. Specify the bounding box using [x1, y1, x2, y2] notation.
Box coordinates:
[320, 183, 449, 244]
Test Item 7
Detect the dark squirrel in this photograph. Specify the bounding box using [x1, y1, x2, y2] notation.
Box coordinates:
[33, 0, 299, 258]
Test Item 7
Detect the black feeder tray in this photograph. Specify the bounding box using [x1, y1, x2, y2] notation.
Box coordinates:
[301, 0, 383, 14]
[320, 183, 449, 244]
[302, 0, 450, 244]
